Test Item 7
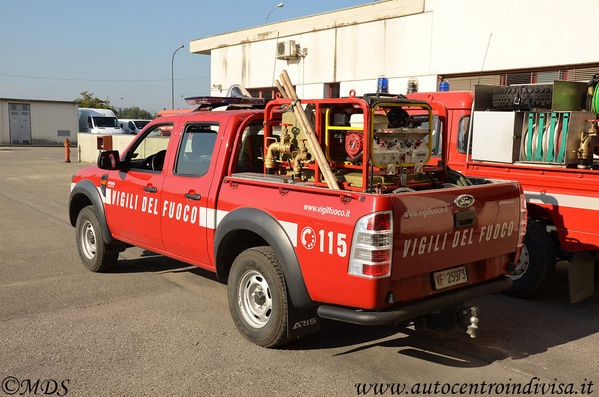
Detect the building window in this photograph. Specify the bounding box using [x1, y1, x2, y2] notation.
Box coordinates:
[248, 88, 276, 99]
[324, 83, 340, 98]
[505, 72, 534, 85]
[444, 64, 599, 92]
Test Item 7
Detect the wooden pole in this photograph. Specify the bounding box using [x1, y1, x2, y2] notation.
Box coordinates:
[277, 71, 339, 190]
[274, 80, 286, 98]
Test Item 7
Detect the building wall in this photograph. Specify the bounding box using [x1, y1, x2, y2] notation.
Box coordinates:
[77, 133, 135, 163]
[427, 0, 599, 75]
[0, 100, 78, 145]
[204, 0, 599, 97]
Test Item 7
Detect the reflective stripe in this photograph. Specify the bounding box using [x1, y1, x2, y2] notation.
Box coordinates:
[100, 187, 300, 237]
[524, 191, 599, 211]
[97, 187, 106, 204]
[279, 221, 298, 247]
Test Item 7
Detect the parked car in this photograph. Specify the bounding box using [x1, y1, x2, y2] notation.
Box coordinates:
[78, 108, 123, 134]
[119, 119, 151, 134]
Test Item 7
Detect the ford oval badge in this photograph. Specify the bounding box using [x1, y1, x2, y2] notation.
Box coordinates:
[454, 194, 475, 208]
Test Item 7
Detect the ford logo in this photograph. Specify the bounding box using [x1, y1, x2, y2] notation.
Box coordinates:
[454, 194, 475, 208]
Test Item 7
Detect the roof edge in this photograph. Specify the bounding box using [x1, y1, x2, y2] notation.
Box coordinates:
[190, 0, 424, 55]
[0, 98, 77, 104]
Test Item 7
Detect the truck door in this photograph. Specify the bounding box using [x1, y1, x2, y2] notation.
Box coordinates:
[105, 122, 176, 250]
[160, 121, 223, 267]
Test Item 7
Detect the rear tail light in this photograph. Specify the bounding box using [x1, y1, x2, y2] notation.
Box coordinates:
[348, 211, 393, 279]
[518, 193, 528, 247]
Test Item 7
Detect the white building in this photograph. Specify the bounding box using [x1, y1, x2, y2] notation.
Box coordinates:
[0, 98, 78, 145]
[190, 0, 599, 98]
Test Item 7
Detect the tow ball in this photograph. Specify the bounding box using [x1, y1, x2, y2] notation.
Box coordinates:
[460, 306, 479, 339]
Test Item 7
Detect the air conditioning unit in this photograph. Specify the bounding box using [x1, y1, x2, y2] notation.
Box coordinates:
[276, 40, 298, 60]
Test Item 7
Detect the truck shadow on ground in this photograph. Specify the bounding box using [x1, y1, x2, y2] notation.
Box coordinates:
[107, 251, 599, 367]
[292, 267, 599, 368]
[111, 249, 222, 281]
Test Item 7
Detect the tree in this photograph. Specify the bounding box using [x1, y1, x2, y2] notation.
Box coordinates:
[116, 106, 153, 119]
[75, 91, 115, 112]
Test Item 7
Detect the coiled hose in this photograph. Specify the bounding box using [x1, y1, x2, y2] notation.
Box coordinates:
[593, 83, 599, 115]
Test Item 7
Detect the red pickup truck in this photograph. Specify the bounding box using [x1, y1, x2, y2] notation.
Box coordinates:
[69, 93, 525, 347]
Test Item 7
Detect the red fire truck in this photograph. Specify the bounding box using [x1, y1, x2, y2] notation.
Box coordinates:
[408, 82, 599, 302]
[69, 89, 525, 347]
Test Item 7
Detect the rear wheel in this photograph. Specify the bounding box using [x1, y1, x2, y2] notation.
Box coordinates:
[75, 206, 118, 272]
[505, 221, 556, 297]
[227, 246, 289, 347]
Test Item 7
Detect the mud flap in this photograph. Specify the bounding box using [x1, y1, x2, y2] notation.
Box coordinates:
[568, 252, 596, 303]
[287, 304, 320, 340]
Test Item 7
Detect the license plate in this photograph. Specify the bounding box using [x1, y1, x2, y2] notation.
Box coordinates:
[433, 266, 468, 290]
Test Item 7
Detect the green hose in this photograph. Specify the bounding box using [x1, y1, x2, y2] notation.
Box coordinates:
[593, 83, 599, 115]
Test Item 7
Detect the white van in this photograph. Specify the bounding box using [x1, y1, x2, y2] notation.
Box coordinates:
[118, 119, 151, 134]
[78, 108, 124, 134]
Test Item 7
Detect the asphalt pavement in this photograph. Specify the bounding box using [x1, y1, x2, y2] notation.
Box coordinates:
[1, 147, 598, 396]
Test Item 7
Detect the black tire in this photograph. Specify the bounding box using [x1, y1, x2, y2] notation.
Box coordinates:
[447, 169, 473, 186]
[227, 246, 289, 348]
[492, 84, 553, 110]
[504, 221, 556, 297]
[75, 206, 118, 272]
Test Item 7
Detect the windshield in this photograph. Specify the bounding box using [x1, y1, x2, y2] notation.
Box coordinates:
[93, 117, 120, 128]
[134, 120, 150, 129]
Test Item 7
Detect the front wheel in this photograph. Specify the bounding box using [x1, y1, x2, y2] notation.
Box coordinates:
[505, 221, 556, 297]
[75, 206, 118, 272]
[227, 247, 289, 348]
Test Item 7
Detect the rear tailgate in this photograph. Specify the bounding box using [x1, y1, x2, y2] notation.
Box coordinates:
[390, 182, 521, 300]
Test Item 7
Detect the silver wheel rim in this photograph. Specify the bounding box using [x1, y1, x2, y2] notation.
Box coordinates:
[508, 244, 529, 280]
[80, 220, 97, 260]
[238, 269, 272, 329]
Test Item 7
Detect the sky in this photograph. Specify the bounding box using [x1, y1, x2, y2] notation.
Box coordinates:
[0, 0, 373, 114]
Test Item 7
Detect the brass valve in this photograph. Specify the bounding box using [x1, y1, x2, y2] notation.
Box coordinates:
[292, 140, 312, 178]
[265, 137, 296, 172]
[577, 120, 599, 168]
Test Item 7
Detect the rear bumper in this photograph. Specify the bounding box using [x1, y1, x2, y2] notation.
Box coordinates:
[317, 277, 512, 326]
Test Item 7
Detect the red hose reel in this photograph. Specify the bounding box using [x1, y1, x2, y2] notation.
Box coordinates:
[345, 133, 363, 158]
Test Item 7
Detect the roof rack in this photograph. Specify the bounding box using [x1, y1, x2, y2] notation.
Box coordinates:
[184, 95, 268, 110]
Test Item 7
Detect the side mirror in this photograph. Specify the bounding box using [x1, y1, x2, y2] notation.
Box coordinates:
[97, 150, 121, 170]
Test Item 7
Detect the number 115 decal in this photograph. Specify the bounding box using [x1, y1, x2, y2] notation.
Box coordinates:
[301, 226, 347, 257]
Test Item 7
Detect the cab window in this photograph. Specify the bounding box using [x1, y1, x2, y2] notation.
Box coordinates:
[127, 123, 173, 172]
[234, 121, 265, 173]
[174, 123, 219, 177]
[457, 115, 471, 154]
[420, 115, 443, 157]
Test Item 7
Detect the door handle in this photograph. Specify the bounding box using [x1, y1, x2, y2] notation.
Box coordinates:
[143, 186, 157, 193]
[184, 193, 202, 201]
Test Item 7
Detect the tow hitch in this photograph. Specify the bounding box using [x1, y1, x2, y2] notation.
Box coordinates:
[416, 305, 480, 338]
